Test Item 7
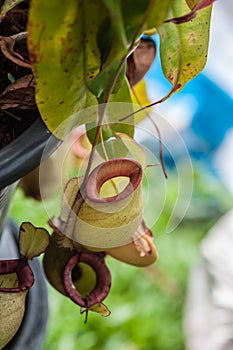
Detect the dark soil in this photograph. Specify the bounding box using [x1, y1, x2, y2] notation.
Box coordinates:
[0, 0, 39, 149]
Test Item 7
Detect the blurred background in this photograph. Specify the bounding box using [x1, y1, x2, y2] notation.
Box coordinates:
[10, 1, 233, 349]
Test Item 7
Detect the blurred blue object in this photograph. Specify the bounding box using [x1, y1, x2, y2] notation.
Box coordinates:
[184, 74, 233, 152]
[143, 35, 233, 166]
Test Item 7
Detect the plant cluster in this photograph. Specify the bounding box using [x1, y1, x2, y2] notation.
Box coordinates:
[0, 0, 214, 347]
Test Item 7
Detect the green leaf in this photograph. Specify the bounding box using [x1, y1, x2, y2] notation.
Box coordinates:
[19, 222, 50, 260]
[100, 0, 171, 63]
[87, 123, 133, 160]
[96, 1, 127, 69]
[28, 0, 106, 139]
[115, 132, 147, 169]
[80, 302, 111, 317]
[158, 0, 212, 90]
[121, 0, 171, 37]
[0, 0, 23, 21]
[87, 77, 134, 159]
[186, 0, 214, 10]
[88, 60, 126, 102]
[90, 0, 171, 102]
[185, 0, 199, 8]
[27, 0, 172, 139]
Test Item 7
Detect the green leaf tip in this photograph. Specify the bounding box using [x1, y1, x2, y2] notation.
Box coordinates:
[0, 0, 23, 22]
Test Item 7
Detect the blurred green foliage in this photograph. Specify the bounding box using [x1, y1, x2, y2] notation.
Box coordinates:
[10, 162, 232, 350]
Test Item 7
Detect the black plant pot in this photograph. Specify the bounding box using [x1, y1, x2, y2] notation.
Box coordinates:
[0, 116, 61, 349]
[0, 117, 61, 191]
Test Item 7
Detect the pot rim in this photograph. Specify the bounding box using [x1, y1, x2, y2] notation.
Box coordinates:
[0, 117, 61, 191]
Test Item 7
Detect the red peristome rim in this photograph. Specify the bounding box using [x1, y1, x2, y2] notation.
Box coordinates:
[63, 252, 111, 308]
[85, 158, 142, 203]
[0, 259, 34, 292]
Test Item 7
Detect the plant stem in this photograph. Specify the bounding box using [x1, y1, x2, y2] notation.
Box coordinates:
[65, 0, 158, 239]
[119, 83, 179, 122]
[119, 23, 183, 122]
[131, 86, 167, 178]
[81, 0, 156, 188]
[80, 58, 126, 190]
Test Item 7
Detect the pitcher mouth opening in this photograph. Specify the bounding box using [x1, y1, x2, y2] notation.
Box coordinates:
[63, 252, 111, 309]
[85, 158, 142, 203]
[0, 259, 34, 293]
